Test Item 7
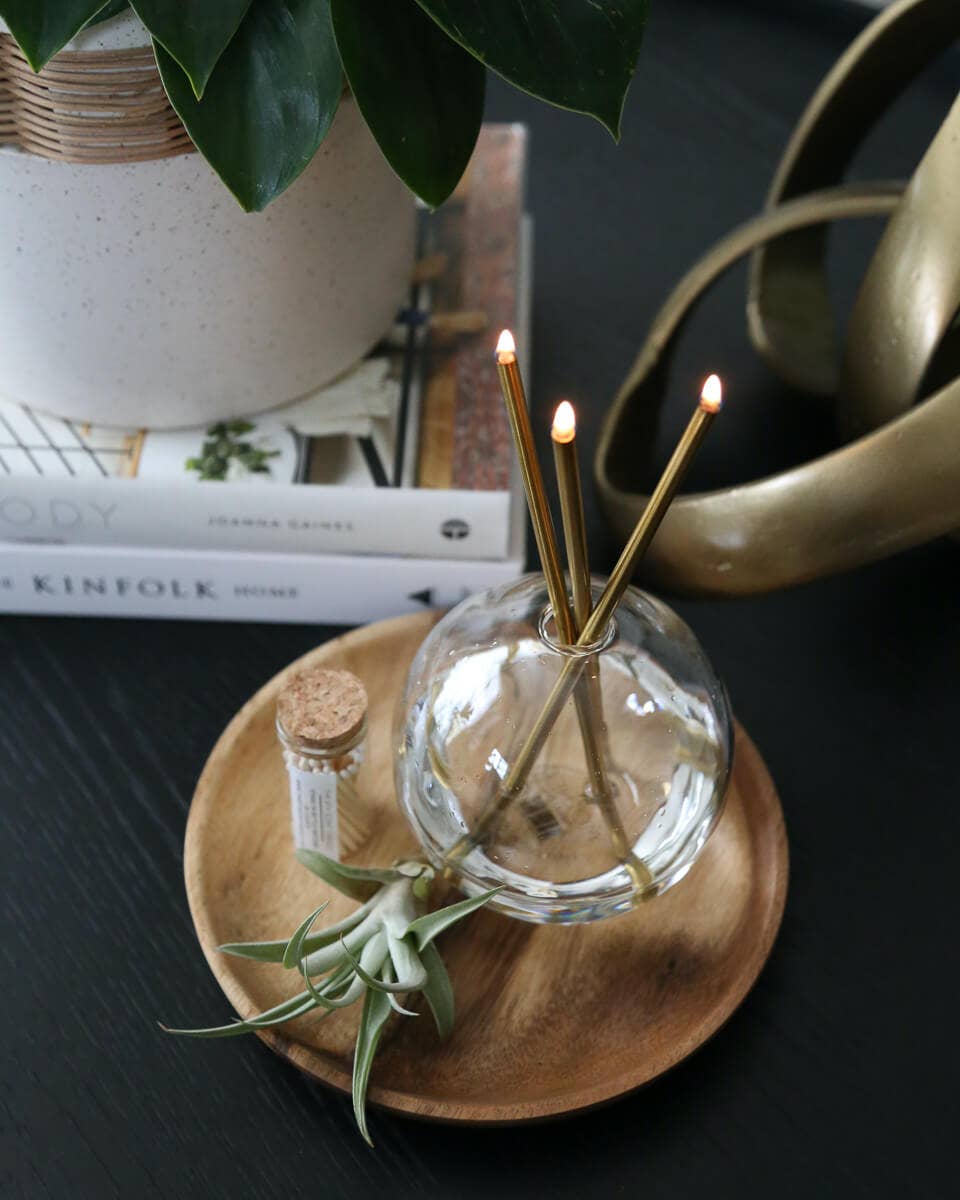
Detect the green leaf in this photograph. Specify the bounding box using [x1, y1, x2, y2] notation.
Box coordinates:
[380, 961, 419, 1017]
[302, 964, 363, 1010]
[161, 988, 317, 1038]
[304, 929, 387, 1009]
[218, 937, 288, 963]
[300, 909, 378, 976]
[219, 894, 376, 963]
[294, 848, 402, 900]
[414, 0, 649, 138]
[131, 0, 252, 98]
[298, 955, 355, 1009]
[387, 994, 419, 1017]
[156, 0, 342, 212]
[0, 0, 112, 70]
[386, 933, 428, 991]
[342, 935, 422, 994]
[282, 903, 326, 969]
[330, 0, 485, 208]
[404, 886, 502, 952]
[352, 983, 392, 1147]
[419, 942, 455, 1039]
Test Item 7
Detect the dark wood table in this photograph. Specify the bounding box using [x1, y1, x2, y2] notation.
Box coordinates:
[3, 2, 956, 1195]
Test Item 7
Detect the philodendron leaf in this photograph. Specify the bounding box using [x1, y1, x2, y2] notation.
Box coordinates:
[156, 0, 342, 212]
[0, 0, 112, 70]
[330, 0, 485, 208]
[419, 942, 455, 1039]
[405, 886, 503, 952]
[131, 0, 253, 98]
[295, 848, 404, 900]
[415, 0, 649, 138]
[87, 0, 129, 25]
[353, 984, 393, 1147]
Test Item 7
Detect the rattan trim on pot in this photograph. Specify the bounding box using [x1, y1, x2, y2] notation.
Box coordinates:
[0, 34, 194, 164]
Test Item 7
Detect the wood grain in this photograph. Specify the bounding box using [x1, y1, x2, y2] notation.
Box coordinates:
[6, 7, 959, 1194]
[185, 611, 788, 1124]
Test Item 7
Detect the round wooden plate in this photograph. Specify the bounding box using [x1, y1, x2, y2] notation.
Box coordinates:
[185, 611, 788, 1124]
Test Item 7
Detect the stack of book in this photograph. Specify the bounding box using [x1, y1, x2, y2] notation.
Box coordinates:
[0, 126, 529, 624]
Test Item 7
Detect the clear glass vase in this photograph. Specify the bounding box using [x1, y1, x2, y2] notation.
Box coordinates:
[395, 575, 733, 924]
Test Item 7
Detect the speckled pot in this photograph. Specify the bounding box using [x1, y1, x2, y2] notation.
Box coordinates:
[0, 13, 416, 428]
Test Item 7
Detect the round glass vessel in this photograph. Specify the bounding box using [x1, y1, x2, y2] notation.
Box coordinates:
[395, 575, 733, 924]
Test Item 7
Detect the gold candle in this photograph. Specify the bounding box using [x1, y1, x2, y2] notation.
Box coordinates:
[451, 375, 725, 857]
[551, 399, 592, 632]
[551, 400, 647, 882]
[495, 330, 575, 643]
[583, 374, 724, 644]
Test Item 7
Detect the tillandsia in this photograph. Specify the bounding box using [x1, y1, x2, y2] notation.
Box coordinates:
[163, 850, 501, 1146]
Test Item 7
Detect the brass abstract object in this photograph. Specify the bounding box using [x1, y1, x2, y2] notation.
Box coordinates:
[595, 0, 960, 596]
[748, 0, 960, 397]
[841, 94, 960, 437]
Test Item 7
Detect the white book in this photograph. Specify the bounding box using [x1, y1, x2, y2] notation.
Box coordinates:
[0, 471, 516, 561]
[0, 128, 531, 565]
[0, 527, 525, 626]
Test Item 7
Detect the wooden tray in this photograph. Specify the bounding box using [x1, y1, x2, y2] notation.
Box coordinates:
[185, 611, 788, 1124]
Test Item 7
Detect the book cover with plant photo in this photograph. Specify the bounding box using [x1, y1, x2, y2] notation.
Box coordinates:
[0, 126, 528, 565]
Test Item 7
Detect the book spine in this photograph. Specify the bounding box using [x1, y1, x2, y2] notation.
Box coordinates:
[0, 542, 524, 625]
[0, 477, 512, 561]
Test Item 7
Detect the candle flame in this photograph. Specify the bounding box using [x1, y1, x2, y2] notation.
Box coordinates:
[496, 328, 516, 363]
[551, 400, 577, 444]
[700, 374, 723, 413]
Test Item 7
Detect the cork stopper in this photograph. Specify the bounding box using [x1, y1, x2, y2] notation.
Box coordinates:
[276, 667, 368, 751]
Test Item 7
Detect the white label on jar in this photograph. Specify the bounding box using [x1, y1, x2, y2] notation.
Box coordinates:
[287, 767, 339, 859]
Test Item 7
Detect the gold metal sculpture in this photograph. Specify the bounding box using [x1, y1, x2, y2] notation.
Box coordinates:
[595, 0, 960, 596]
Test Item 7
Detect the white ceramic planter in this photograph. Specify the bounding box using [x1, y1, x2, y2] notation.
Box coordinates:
[0, 14, 416, 428]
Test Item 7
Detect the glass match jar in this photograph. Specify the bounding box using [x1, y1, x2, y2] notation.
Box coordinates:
[276, 667, 368, 861]
[395, 575, 733, 924]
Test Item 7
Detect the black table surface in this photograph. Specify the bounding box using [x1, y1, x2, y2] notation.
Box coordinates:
[3, 2, 958, 1196]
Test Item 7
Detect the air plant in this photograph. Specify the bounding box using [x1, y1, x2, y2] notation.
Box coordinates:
[163, 849, 501, 1146]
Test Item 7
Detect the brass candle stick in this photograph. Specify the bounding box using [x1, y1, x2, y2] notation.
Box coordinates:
[550, 400, 592, 630]
[492, 332, 637, 873]
[447, 374, 724, 862]
[552, 400, 648, 885]
[495, 330, 575, 643]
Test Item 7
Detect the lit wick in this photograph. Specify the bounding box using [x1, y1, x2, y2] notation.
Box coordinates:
[551, 400, 591, 631]
[496, 328, 517, 366]
[700, 372, 723, 413]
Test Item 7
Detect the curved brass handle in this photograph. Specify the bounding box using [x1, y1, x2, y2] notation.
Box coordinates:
[594, 185, 960, 596]
[841, 94, 960, 437]
[747, 0, 960, 397]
